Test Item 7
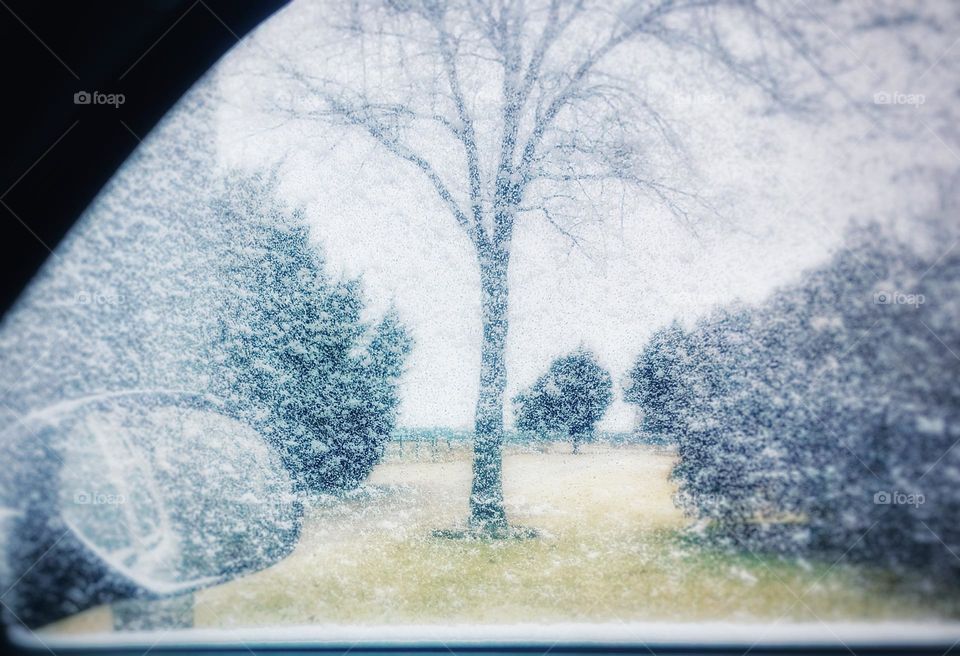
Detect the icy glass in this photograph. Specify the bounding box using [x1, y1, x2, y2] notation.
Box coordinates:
[2, 0, 960, 647]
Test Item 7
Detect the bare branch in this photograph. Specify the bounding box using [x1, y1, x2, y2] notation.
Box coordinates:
[272, 59, 475, 241]
[253, 0, 890, 262]
[425, 7, 486, 238]
[523, 204, 596, 261]
[515, 0, 686, 180]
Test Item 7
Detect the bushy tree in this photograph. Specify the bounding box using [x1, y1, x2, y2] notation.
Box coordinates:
[623, 322, 690, 443]
[626, 222, 960, 585]
[214, 172, 412, 493]
[514, 349, 612, 453]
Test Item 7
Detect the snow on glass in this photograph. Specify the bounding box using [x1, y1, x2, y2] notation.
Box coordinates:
[1, 0, 960, 639]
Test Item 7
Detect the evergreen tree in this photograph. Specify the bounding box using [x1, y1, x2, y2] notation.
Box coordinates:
[514, 349, 613, 453]
[214, 172, 412, 493]
[624, 221, 960, 585]
[623, 322, 690, 443]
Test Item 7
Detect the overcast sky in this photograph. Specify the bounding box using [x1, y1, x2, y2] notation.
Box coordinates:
[213, 1, 957, 430]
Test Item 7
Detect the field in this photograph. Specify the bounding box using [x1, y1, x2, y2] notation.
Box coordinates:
[49, 443, 960, 634]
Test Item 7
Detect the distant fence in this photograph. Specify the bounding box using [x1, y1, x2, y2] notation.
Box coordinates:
[389, 428, 674, 457]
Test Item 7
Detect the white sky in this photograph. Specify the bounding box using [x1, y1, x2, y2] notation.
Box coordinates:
[214, 1, 957, 430]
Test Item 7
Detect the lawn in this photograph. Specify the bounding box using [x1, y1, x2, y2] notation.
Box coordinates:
[49, 443, 960, 634]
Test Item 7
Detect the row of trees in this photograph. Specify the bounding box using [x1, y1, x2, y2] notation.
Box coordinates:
[625, 222, 960, 584]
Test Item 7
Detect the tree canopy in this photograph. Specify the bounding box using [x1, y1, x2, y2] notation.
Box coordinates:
[215, 172, 412, 493]
[625, 221, 960, 583]
[514, 349, 613, 452]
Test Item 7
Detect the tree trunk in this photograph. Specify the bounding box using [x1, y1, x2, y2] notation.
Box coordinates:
[469, 247, 510, 531]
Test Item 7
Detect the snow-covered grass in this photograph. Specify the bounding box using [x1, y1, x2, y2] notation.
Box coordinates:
[48, 444, 960, 633]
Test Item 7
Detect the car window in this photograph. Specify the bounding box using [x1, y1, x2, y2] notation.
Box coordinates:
[2, 0, 960, 648]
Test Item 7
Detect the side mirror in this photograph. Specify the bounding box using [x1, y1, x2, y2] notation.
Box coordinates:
[0, 392, 302, 630]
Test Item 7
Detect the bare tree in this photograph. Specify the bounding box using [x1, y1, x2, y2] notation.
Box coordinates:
[263, 0, 851, 534]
